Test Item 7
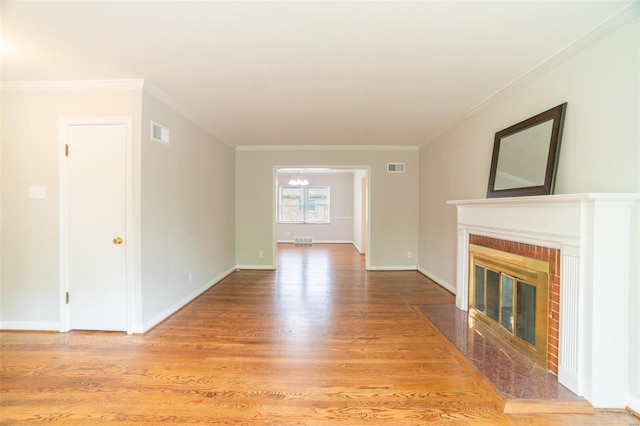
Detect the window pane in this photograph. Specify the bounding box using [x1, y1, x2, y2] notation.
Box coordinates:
[516, 281, 536, 345]
[486, 269, 500, 322]
[306, 187, 329, 223]
[474, 265, 485, 312]
[279, 187, 303, 222]
[501, 275, 514, 332]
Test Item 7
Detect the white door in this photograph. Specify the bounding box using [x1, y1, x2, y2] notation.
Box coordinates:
[64, 123, 127, 331]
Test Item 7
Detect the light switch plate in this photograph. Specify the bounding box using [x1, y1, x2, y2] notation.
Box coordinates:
[29, 186, 47, 200]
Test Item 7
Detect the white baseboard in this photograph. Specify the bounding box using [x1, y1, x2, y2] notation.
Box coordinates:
[627, 395, 640, 416]
[135, 267, 236, 334]
[0, 321, 60, 331]
[277, 240, 353, 244]
[235, 265, 276, 270]
[367, 265, 418, 271]
[417, 266, 456, 294]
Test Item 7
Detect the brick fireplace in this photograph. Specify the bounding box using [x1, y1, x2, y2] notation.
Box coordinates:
[469, 234, 560, 374]
[448, 193, 639, 408]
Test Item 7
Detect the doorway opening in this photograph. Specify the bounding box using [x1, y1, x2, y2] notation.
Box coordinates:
[274, 167, 369, 270]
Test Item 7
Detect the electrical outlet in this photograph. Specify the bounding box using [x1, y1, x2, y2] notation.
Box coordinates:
[188, 272, 193, 282]
[258, 250, 264, 258]
[407, 251, 413, 258]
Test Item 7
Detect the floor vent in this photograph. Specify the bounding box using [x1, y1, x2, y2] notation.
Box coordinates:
[294, 237, 313, 244]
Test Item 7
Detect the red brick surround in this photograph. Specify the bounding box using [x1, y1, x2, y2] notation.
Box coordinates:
[469, 234, 560, 375]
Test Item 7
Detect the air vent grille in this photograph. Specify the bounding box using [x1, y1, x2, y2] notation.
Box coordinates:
[387, 163, 405, 173]
[294, 237, 313, 244]
[151, 121, 170, 145]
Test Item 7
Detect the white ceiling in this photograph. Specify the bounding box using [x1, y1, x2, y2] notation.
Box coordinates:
[0, 1, 633, 148]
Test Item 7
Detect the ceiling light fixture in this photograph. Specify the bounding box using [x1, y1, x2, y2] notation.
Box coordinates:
[288, 173, 309, 186]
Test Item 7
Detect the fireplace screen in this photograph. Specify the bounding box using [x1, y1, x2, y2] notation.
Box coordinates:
[469, 244, 550, 367]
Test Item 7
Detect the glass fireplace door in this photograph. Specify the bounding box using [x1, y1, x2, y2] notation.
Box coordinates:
[468, 244, 549, 368]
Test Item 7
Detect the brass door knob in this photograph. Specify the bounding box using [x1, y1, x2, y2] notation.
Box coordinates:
[113, 237, 123, 245]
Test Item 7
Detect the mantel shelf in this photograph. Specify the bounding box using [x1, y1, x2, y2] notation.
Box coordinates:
[447, 192, 640, 207]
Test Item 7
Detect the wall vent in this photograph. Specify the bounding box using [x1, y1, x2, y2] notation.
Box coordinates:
[387, 163, 405, 173]
[294, 237, 313, 244]
[151, 120, 170, 145]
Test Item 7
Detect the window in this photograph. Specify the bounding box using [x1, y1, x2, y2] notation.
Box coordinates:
[279, 186, 330, 223]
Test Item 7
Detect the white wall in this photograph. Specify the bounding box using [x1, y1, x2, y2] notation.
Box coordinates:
[0, 83, 237, 334]
[420, 16, 640, 290]
[276, 172, 353, 243]
[0, 86, 142, 330]
[139, 90, 236, 331]
[419, 17, 640, 409]
[236, 148, 418, 270]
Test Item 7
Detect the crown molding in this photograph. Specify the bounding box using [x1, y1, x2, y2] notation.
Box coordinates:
[0, 78, 234, 148]
[0, 79, 145, 92]
[424, 1, 640, 147]
[236, 145, 419, 152]
[142, 80, 232, 147]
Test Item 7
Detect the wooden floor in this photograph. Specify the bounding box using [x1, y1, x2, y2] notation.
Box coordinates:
[1, 244, 637, 424]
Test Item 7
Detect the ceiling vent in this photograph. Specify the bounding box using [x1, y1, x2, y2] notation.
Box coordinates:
[151, 121, 170, 145]
[387, 163, 405, 173]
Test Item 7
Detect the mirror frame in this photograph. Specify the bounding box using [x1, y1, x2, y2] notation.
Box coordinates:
[487, 103, 567, 198]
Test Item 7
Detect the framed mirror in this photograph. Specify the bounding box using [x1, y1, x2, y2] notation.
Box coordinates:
[487, 103, 567, 198]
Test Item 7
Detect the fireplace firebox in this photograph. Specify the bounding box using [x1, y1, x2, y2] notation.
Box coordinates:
[468, 244, 550, 368]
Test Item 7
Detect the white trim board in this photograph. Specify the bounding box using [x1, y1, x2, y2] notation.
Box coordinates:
[276, 240, 353, 244]
[366, 266, 418, 271]
[143, 80, 231, 147]
[235, 265, 276, 270]
[627, 396, 640, 418]
[417, 267, 456, 295]
[0, 321, 60, 332]
[424, 2, 640, 146]
[0, 79, 233, 149]
[134, 267, 236, 334]
[0, 79, 144, 92]
[238, 145, 419, 152]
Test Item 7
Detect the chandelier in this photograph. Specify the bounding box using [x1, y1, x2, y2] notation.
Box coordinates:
[288, 173, 309, 186]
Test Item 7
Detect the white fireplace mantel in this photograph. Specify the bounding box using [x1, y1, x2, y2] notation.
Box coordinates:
[448, 193, 639, 408]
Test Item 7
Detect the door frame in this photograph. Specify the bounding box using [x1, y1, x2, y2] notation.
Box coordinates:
[59, 116, 135, 333]
[272, 166, 371, 270]
[360, 175, 367, 255]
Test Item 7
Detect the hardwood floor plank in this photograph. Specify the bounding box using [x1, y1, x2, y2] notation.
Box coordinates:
[1, 244, 637, 424]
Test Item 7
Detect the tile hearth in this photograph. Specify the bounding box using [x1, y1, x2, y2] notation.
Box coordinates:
[418, 304, 591, 413]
